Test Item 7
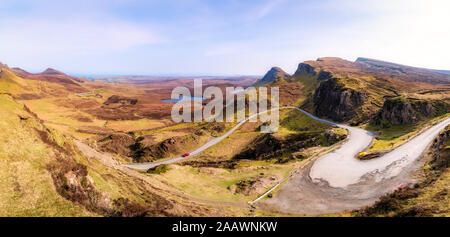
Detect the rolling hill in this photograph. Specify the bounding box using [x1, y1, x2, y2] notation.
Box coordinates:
[255, 67, 290, 86]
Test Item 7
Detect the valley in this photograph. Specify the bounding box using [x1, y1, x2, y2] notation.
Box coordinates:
[0, 56, 449, 217]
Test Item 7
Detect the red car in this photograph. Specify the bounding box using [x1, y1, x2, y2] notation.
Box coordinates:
[182, 153, 190, 157]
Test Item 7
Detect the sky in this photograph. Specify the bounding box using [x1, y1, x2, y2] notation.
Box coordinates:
[0, 0, 449, 76]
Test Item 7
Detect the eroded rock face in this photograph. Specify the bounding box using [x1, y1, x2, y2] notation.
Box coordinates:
[427, 125, 450, 170]
[313, 79, 365, 122]
[233, 132, 334, 161]
[371, 98, 449, 126]
[47, 161, 112, 213]
[377, 99, 418, 125]
[295, 63, 316, 75]
[97, 133, 136, 156]
[233, 134, 283, 160]
[130, 135, 199, 162]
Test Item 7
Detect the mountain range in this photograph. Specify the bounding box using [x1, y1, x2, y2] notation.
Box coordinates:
[262, 57, 450, 125]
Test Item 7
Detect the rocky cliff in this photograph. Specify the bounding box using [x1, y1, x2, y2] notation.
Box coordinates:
[263, 57, 449, 124]
[371, 98, 450, 127]
[313, 79, 365, 122]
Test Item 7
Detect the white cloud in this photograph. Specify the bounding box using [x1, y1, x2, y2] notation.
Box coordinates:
[331, 0, 450, 69]
[0, 17, 162, 56]
[271, 0, 450, 70]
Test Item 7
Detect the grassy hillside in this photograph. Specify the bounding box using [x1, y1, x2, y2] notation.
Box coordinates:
[0, 68, 30, 95]
[0, 91, 230, 217]
[0, 94, 94, 216]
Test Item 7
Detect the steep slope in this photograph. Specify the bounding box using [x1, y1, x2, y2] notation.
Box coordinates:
[255, 67, 290, 86]
[0, 94, 95, 216]
[371, 97, 450, 127]
[0, 68, 30, 95]
[279, 57, 450, 124]
[0, 84, 230, 217]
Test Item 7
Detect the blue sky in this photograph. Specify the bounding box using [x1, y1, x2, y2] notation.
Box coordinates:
[0, 0, 449, 76]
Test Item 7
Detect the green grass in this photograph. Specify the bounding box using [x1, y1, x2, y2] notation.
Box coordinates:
[106, 118, 167, 132]
[147, 164, 171, 174]
[279, 108, 330, 133]
[0, 94, 94, 217]
[366, 113, 450, 152]
[157, 161, 300, 203]
[366, 123, 418, 151]
[0, 69, 29, 94]
[0, 93, 165, 216]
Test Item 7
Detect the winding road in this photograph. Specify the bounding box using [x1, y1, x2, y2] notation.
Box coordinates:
[124, 106, 300, 170]
[262, 116, 450, 215]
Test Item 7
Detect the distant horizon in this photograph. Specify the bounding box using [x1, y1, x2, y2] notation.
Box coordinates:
[72, 73, 264, 78]
[6, 55, 450, 79]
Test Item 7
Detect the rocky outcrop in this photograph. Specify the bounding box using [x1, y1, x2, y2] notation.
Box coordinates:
[130, 137, 176, 162]
[372, 99, 419, 125]
[371, 98, 450, 126]
[313, 79, 365, 122]
[97, 133, 136, 156]
[428, 125, 450, 170]
[356, 57, 450, 84]
[324, 129, 347, 144]
[294, 63, 316, 75]
[230, 175, 280, 196]
[130, 134, 201, 162]
[255, 67, 290, 86]
[234, 134, 283, 160]
[233, 131, 344, 161]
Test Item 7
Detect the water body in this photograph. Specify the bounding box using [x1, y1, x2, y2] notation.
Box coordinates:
[161, 96, 206, 103]
[231, 88, 246, 94]
[231, 88, 256, 94]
